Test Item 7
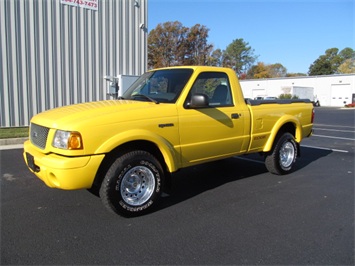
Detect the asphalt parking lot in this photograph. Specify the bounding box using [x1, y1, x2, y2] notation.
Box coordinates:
[1, 107, 354, 265]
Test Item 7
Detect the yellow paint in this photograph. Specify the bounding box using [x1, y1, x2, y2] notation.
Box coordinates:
[23, 66, 313, 190]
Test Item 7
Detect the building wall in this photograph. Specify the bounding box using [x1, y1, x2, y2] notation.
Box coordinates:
[0, 0, 147, 127]
[240, 74, 355, 107]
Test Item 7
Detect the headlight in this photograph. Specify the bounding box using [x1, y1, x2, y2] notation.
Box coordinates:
[52, 130, 83, 150]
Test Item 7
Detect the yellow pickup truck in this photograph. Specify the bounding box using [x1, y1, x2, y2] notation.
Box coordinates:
[24, 66, 313, 216]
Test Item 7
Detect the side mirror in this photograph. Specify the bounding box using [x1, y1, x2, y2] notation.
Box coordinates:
[190, 93, 209, 108]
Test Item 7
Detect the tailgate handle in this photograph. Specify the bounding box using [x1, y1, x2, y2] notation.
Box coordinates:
[231, 113, 240, 119]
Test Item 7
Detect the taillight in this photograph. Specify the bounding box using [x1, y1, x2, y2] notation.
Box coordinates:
[311, 108, 315, 123]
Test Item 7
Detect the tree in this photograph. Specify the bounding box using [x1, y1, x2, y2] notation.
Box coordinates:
[182, 24, 213, 65]
[268, 63, 287, 78]
[337, 48, 355, 74]
[339, 47, 355, 61]
[223, 38, 257, 76]
[286, 73, 307, 77]
[308, 47, 355, 75]
[338, 58, 355, 74]
[246, 62, 287, 79]
[148, 21, 188, 69]
[148, 21, 214, 69]
[248, 62, 270, 79]
[207, 48, 223, 66]
[308, 48, 339, 75]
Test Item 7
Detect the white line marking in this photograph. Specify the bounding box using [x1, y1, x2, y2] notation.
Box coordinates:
[312, 134, 355, 141]
[314, 124, 355, 129]
[301, 145, 349, 153]
[234, 156, 264, 164]
[314, 128, 355, 133]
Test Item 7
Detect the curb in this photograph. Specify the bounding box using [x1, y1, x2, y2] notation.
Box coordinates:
[0, 137, 28, 146]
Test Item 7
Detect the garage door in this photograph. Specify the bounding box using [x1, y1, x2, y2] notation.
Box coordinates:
[330, 84, 352, 106]
[252, 89, 266, 99]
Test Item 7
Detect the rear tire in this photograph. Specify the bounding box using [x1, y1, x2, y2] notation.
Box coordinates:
[265, 133, 298, 175]
[99, 150, 164, 217]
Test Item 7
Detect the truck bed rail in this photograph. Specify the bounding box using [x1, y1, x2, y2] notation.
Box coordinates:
[246, 99, 312, 106]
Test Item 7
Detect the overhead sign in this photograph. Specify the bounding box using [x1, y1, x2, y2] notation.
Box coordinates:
[61, 0, 98, 11]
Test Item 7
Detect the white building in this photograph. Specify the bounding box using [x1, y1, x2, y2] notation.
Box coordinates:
[240, 74, 355, 107]
[0, 0, 147, 127]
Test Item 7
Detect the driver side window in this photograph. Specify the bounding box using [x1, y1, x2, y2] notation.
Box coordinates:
[185, 72, 233, 108]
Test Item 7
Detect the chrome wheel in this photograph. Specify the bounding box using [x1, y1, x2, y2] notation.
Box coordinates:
[100, 150, 164, 217]
[279, 141, 295, 168]
[265, 133, 298, 175]
[120, 166, 156, 206]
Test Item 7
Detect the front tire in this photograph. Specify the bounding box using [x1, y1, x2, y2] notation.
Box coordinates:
[99, 150, 164, 217]
[265, 133, 298, 175]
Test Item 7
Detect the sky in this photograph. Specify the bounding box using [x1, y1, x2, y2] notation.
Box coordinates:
[148, 0, 354, 74]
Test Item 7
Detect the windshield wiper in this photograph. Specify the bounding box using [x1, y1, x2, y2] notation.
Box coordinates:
[132, 94, 159, 104]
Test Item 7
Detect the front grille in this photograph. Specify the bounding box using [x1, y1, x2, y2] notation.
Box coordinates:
[30, 123, 50, 149]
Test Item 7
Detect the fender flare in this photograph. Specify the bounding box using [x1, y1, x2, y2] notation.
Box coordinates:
[95, 129, 180, 173]
[263, 115, 303, 153]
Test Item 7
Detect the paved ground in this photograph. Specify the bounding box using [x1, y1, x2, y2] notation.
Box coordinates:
[1, 107, 354, 265]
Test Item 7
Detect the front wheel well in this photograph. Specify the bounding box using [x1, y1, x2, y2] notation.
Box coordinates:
[89, 140, 169, 195]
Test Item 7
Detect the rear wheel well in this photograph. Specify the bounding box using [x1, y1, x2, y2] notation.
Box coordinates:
[268, 122, 300, 158]
[276, 122, 296, 140]
[89, 140, 170, 196]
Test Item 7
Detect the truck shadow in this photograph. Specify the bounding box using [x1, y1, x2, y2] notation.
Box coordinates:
[295, 146, 333, 170]
[156, 146, 332, 212]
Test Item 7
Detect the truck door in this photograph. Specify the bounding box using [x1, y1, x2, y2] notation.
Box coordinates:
[177, 71, 249, 165]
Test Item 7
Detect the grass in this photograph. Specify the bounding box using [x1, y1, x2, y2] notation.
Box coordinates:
[0, 127, 29, 139]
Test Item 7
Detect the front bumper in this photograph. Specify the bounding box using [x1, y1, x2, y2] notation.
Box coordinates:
[23, 140, 105, 190]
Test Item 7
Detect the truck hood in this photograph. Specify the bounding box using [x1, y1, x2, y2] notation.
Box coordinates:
[31, 100, 175, 130]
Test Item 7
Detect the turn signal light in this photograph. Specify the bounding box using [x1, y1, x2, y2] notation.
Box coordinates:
[68, 132, 83, 150]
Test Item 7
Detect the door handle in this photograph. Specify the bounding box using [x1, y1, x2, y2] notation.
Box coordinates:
[231, 113, 241, 119]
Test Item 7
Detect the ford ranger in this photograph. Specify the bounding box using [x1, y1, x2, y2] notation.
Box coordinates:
[23, 66, 314, 216]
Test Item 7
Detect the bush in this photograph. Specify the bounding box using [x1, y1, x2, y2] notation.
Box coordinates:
[278, 94, 299, 99]
[344, 103, 355, 108]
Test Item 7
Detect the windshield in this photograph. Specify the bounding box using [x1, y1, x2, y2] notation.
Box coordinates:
[122, 68, 194, 103]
